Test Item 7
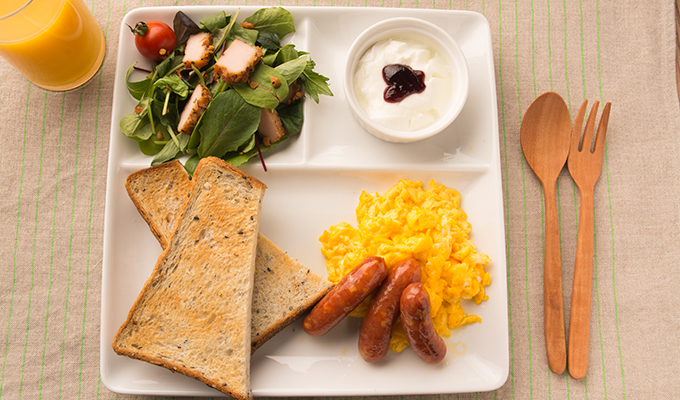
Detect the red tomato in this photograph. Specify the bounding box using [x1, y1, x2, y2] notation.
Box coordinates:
[129, 21, 177, 62]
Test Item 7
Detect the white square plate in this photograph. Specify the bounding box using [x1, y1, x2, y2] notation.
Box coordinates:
[101, 6, 508, 397]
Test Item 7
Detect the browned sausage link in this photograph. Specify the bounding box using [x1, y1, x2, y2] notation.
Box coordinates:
[358, 258, 421, 362]
[303, 256, 387, 337]
[400, 282, 447, 364]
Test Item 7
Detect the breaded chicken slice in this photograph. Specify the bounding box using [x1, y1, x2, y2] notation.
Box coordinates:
[214, 39, 263, 84]
[178, 84, 211, 135]
[182, 32, 214, 69]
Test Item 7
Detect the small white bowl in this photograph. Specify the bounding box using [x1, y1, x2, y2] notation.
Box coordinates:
[344, 18, 469, 143]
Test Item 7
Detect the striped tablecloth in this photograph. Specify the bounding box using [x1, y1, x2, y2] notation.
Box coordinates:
[1, 0, 678, 399]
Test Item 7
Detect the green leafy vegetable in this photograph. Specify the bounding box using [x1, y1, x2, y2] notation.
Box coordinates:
[152, 130, 190, 166]
[120, 98, 151, 140]
[244, 7, 295, 39]
[197, 90, 261, 158]
[232, 63, 289, 109]
[154, 52, 183, 78]
[275, 55, 307, 85]
[256, 31, 281, 51]
[153, 75, 189, 99]
[302, 60, 333, 103]
[199, 11, 229, 32]
[212, 9, 240, 51]
[184, 154, 200, 174]
[125, 63, 153, 100]
[120, 7, 333, 172]
[277, 101, 304, 136]
[173, 11, 202, 47]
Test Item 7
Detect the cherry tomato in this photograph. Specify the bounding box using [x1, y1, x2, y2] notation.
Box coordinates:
[129, 21, 177, 62]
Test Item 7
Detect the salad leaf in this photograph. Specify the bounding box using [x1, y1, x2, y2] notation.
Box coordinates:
[241, 134, 258, 153]
[302, 60, 333, 103]
[225, 135, 289, 166]
[138, 135, 165, 156]
[184, 154, 200, 174]
[138, 123, 171, 156]
[153, 75, 189, 99]
[155, 52, 183, 77]
[125, 63, 153, 100]
[275, 45, 300, 64]
[151, 131, 191, 166]
[232, 63, 289, 109]
[174, 11, 202, 47]
[198, 90, 261, 158]
[275, 55, 307, 85]
[244, 7, 295, 39]
[212, 9, 240, 52]
[200, 11, 229, 32]
[263, 44, 298, 67]
[120, 98, 151, 139]
[277, 100, 304, 136]
[256, 32, 281, 51]
[227, 23, 257, 47]
[120, 112, 150, 140]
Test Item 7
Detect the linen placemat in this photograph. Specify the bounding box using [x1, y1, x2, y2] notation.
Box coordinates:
[1, 0, 678, 399]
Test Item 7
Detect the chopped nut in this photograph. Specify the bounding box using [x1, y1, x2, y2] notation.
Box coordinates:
[156, 131, 163, 140]
[240, 21, 255, 29]
[249, 81, 258, 89]
[134, 106, 143, 114]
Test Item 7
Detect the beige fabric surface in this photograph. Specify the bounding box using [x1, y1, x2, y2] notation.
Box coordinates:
[1, 0, 678, 399]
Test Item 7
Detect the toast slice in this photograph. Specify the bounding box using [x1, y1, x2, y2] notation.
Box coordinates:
[125, 160, 333, 352]
[124, 160, 193, 249]
[113, 157, 265, 400]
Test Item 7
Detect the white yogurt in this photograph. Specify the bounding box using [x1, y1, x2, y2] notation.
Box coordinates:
[353, 35, 453, 132]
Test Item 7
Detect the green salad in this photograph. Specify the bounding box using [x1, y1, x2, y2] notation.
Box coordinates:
[120, 7, 333, 173]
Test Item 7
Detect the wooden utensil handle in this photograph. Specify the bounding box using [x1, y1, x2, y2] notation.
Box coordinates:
[543, 181, 567, 374]
[568, 187, 595, 379]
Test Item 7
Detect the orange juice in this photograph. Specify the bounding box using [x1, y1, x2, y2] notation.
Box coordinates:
[0, 0, 105, 91]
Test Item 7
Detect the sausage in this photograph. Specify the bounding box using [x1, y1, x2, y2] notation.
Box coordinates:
[303, 256, 387, 337]
[358, 258, 421, 362]
[400, 282, 447, 364]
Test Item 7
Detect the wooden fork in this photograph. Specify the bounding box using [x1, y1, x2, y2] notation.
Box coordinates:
[566, 100, 611, 380]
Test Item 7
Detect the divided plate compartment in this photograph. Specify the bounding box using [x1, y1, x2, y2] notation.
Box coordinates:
[102, 6, 508, 397]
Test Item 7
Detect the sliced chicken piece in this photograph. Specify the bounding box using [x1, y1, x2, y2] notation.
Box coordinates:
[214, 39, 263, 84]
[182, 32, 214, 69]
[283, 80, 304, 104]
[177, 85, 211, 135]
[257, 108, 286, 146]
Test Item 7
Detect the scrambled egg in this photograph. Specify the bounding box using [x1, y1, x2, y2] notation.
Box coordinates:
[319, 179, 491, 352]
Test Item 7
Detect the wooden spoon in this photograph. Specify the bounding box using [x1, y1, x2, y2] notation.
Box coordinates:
[520, 92, 572, 374]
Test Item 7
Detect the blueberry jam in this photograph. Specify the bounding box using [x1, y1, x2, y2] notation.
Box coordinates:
[382, 64, 426, 103]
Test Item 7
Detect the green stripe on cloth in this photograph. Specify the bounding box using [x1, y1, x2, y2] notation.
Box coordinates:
[496, 1, 515, 398]
[19, 89, 49, 398]
[80, 0, 112, 393]
[58, 86, 85, 399]
[514, 1, 535, 398]
[1, 83, 31, 399]
[37, 92, 66, 399]
[594, 0, 625, 396]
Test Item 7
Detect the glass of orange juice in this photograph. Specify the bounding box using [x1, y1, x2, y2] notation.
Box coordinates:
[0, 0, 106, 91]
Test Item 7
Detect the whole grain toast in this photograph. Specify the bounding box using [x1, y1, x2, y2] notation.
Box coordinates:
[124, 160, 193, 249]
[113, 157, 265, 400]
[125, 160, 332, 352]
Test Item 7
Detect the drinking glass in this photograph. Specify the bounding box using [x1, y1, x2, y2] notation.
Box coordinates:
[0, 0, 106, 91]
